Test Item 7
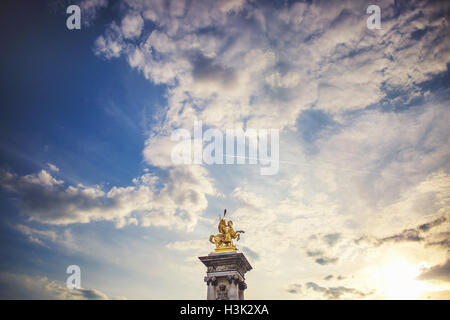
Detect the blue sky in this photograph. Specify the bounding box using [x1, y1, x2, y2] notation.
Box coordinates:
[0, 0, 449, 299]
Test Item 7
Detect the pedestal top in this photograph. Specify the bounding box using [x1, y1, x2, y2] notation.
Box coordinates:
[199, 251, 252, 278]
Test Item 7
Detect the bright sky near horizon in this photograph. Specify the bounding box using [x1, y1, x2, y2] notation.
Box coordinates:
[0, 0, 449, 299]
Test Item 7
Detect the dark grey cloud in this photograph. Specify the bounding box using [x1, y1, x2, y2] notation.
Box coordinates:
[356, 215, 449, 247]
[0, 272, 111, 300]
[0, 170, 113, 224]
[288, 281, 373, 299]
[190, 52, 236, 89]
[305, 282, 373, 299]
[323, 233, 341, 247]
[379, 228, 424, 244]
[315, 257, 338, 266]
[418, 217, 447, 232]
[426, 238, 450, 249]
[0, 166, 215, 229]
[306, 249, 338, 265]
[305, 237, 339, 265]
[324, 274, 345, 281]
[306, 250, 323, 257]
[286, 283, 302, 294]
[417, 260, 450, 282]
[75, 288, 109, 300]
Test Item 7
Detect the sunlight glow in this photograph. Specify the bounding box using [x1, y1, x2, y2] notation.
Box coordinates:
[377, 260, 437, 299]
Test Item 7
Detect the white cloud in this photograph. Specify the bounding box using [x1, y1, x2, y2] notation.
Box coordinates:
[91, 0, 450, 171]
[0, 166, 216, 230]
[0, 272, 113, 300]
[47, 163, 59, 173]
[166, 239, 211, 254]
[13, 224, 58, 247]
[121, 13, 144, 39]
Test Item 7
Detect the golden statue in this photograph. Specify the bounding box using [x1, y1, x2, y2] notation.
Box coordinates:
[209, 209, 245, 253]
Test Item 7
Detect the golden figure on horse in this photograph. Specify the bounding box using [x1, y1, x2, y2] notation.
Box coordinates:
[209, 209, 245, 253]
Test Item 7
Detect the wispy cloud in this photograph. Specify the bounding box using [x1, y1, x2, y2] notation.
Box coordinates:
[287, 281, 374, 299]
[417, 260, 450, 282]
[0, 272, 118, 300]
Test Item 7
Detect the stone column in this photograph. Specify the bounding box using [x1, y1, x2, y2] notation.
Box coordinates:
[227, 274, 240, 300]
[238, 281, 247, 300]
[205, 276, 217, 300]
[199, 252, 252, 300]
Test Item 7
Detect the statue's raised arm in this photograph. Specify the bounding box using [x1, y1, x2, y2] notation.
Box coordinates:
[218, 218, 226, 234]
[217, 209, 227, 233]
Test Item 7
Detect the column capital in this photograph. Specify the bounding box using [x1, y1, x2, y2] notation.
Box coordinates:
[238, 281, 247, 291]
[204, 276, 217, 286]
[227, 274, 239, 285]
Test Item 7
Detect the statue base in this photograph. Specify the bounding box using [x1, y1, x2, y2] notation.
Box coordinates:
[199, 251, 252, 300]
[211, 245, 237, 254]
